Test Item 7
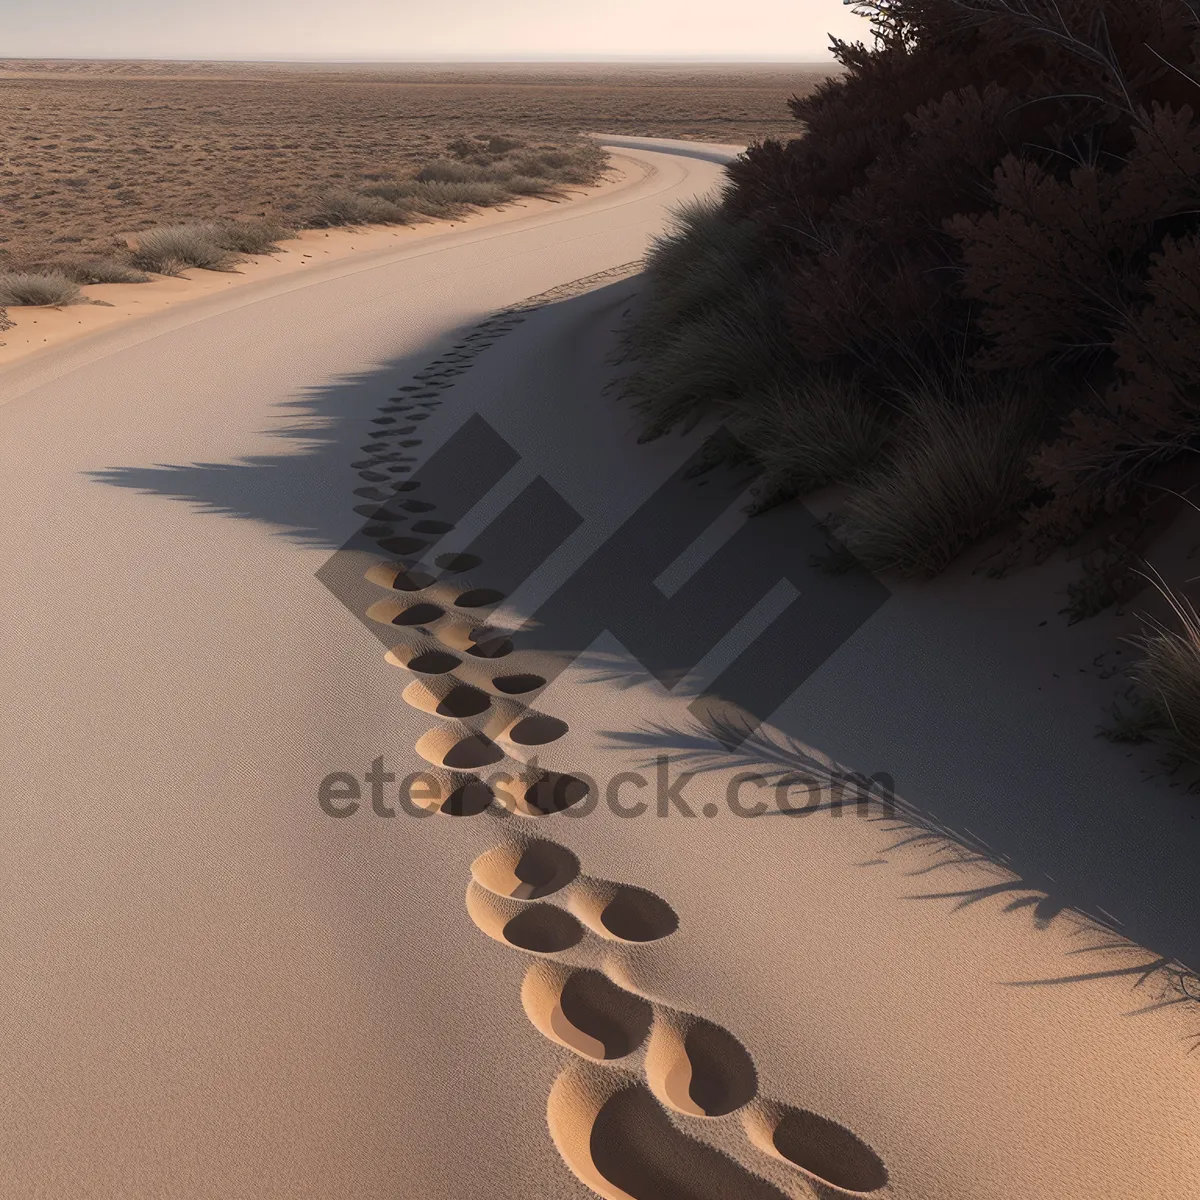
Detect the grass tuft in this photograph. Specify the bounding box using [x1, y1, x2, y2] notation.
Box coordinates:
[131, 223, 241, 274]
[212, 219, 292, 255]
[1128, 570, 1200, 762]
[415, 159, 485, 183]
[57, 258, 151, 285]
[731, 372, 892, 512]
[834, 373, 1042, 578]
[308, 189, 412, 228]
[0, 270, 83, 306]
[623, 274, 797, 442]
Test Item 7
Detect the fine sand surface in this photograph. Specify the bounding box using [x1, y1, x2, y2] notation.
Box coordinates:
[3, 135, 1199, 1200]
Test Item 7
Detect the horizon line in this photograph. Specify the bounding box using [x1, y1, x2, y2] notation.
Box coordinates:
[0, 53, 840, 64]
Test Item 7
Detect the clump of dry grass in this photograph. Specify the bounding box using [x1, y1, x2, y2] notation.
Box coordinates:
[309, 189, 413, 228]
[1128, 570, 1200, 762]
[415, 158, 486, 183]
[212, 218, 292, 255]
[730, 372, 892, 511]
[0, 270, 83, 307]
[57, 258, 151, 285]
[131, 223, 242, 274]
[834, 373, 1042, 578]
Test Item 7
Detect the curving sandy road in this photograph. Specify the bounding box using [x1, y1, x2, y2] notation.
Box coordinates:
[3, 136, 1198, 1200]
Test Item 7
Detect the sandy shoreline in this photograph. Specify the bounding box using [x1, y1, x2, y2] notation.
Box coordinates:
[0, 154, 638, 374]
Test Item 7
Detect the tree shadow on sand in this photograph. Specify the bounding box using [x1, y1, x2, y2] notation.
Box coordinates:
[594, 705, 1200, 1049]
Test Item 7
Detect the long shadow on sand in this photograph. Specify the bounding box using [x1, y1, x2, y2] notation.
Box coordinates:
[90, 275, 1200, 1039]
[593, 707, 1200, 1037]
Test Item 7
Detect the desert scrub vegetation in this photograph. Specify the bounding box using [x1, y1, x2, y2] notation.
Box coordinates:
[1, 130, 606, 290]
[1118, 574, 1200, 763]
[0, 271, 83, 307]
[617, 0, 1200, 577]
[131, 223, 243, 275]
[57, 258, 151, 285]
[315, 133, 605, 226]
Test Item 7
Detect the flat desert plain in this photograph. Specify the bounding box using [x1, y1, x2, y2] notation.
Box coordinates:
[0, 60, 834, 268]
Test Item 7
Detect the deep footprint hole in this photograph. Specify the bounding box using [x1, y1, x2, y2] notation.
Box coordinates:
[468, 636, 514, 659]
[560, 971, 653, 1060]
[455, 588, 505, 609]
[435, 553, 481, 573]
[436, 685, 491, 719]
[444, 734, 504, 770]
[503, 904, 584, 953]
[772, 1109, 888, 1194]
[601, 888, 679, 943]
[684, 1021, 758, 1117]
[504, 839, 579, 898]
[523, 774, 591, 815]
[390, 569, 436, 592]
[407, 651, 461, 675]
[379, 537, 429, 555]
[441, 781, 494, 817]
[509, 715, 569, 746]
[392, 603, 445, 627]
[590, 1086, 789, 1200]
[492, 673, 546, 695]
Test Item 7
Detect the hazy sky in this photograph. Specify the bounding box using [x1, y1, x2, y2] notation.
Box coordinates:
[2, 0, 865, 61]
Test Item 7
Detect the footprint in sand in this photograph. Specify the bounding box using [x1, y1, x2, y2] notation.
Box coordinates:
[352, 342, 889, 1200]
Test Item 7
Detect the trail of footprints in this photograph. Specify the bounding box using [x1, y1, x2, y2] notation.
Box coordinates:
[351, 306, 890, 1199]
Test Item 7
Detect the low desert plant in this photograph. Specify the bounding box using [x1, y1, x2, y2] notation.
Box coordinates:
[623, 195, 767, 367]
[0, 270, 83, 306]
[406, 179, 512, 213]
[0, 307, 13, 333]
[1129, 572, 1200, 762]
[212, 219, 291, 255]
[308, 189, 412, 228]
[501, 174, 555, 196]
[730, 372, 892, 511]
[415, 159, 485, 183]
[834, 373, 1043, 577]
[623, 274, 797, 443]
[131, 223, 241, 274]
[58, 257, 150, 284]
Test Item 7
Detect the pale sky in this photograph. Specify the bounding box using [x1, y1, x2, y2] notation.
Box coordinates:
[1, 0, 865, 61]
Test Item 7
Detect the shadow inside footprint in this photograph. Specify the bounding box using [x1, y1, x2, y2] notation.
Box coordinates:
[560, 970, 654, 1060]
[508, 714, 569, 746]
[442, 781, 494, 817]
[601, 887, 679, 942]
[473, 839, 580, 899]
[492, 673, 546, 695]
[772, 1108, 889, 1194]
[436, 685, 491, 719]
[591, 1085, 789, 1200]
[649, 1017, 758, 1119]
[406, 651, 460, 674]
[504, 904, 585, 953]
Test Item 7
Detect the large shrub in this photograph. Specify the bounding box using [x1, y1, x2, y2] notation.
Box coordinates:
[622, 0, 1200, 564]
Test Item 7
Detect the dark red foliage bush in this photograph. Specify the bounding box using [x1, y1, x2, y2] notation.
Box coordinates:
[717, 0, 1200, 550]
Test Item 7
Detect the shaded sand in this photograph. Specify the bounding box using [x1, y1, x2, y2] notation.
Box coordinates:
[5, 134, 1198, 1200]
[306, 247, 1199, 1199]
[0, 155, 636, 372]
